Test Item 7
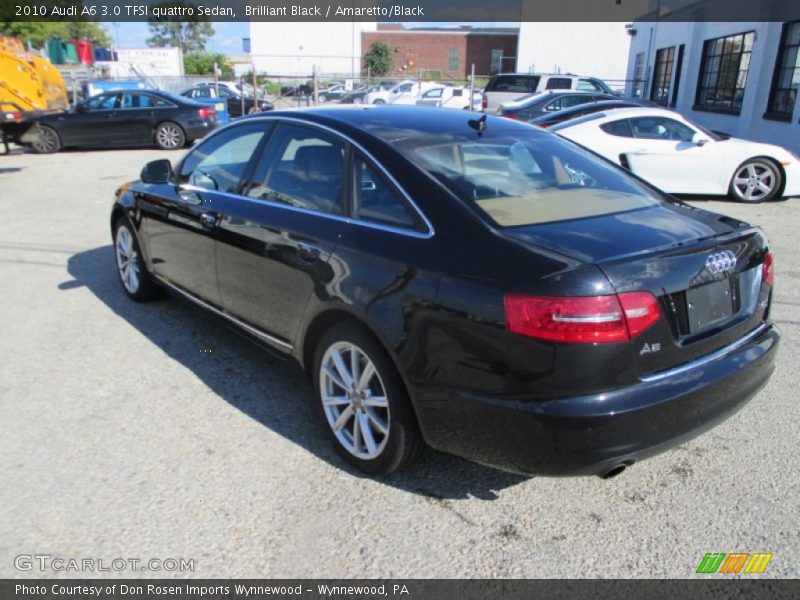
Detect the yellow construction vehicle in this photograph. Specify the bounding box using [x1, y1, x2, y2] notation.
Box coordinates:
[1, 36, 68, 151]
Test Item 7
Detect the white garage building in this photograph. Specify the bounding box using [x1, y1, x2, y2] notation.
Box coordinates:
[247, 22, 376, 77]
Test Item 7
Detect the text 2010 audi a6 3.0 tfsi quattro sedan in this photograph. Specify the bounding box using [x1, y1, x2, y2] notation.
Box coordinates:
[110, 106, 779, 478]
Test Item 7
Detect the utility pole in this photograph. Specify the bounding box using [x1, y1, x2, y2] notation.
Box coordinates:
[469, 63, 475, 111]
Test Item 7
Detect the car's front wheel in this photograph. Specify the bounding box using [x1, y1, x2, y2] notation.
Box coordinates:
[31, 125, 61, 154]
[313, 323, 423, 475]
[729, 158, 782, 203]
[372, 99, 385, 105]
[113, 219, 161, 301]
[154, 121, 186, 150]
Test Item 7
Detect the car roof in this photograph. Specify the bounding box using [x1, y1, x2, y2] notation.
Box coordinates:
[237, 105, 542, 143]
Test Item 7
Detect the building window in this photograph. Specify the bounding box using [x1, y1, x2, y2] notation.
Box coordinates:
[490, 49, 503, 75]
[650, 46, 675, 105]
[632, 52, 645, 98]
[695, 31, 755, 113]
[448, 48, 460, 72]
[766, 21, 800, 120]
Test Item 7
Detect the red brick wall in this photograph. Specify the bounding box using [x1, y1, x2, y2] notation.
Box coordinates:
[361, 32, 517, 78]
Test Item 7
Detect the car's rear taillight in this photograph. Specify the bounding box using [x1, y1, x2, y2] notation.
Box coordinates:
[481, 95, 487, 110]
[502, 112, 519, 120]
[6, 111, 23, 121]
[762, 251, 774, 287]
[504, 291, 661, 344]
[198, 107, 216, 119]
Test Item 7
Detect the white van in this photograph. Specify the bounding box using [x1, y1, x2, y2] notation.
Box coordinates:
[482, 73, 614, 114]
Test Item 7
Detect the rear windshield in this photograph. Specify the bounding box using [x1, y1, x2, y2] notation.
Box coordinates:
[397, 126, 661, 227]
[486, 75, 541, 94]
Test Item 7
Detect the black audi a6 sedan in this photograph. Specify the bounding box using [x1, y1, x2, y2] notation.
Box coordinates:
[110, 106, 779, 477]
[2, 89, 217, 153]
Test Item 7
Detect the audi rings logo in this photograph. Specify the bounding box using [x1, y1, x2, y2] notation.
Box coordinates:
[705, 250, 738, 275]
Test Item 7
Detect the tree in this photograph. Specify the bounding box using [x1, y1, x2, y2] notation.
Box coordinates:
[184, 52, 234, 79]
[363, 42, 393, 77]
[0, 21, 109, 47]
[146, 1, 213, 54]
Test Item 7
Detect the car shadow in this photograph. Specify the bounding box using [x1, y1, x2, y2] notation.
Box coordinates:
[61, 245, 529, 500]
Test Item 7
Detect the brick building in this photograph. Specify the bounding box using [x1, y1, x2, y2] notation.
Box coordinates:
[361, 25, 518, 78]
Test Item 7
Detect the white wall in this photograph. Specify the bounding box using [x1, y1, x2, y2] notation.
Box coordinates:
[248, 22, 376, 77]
[627, 21, 800, 154]
[517, 22, 632, 82]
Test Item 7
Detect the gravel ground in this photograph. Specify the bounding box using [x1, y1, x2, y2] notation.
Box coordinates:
[0, 146, 798, 579]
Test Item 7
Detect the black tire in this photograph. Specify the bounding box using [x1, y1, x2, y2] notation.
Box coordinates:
[728, 158, 782, 203]
[154, 121, 186, 150]
[113, 217, 161, 302]
[31, 125, 61, 154]
[372, 99, 386, 105]
[312, 322, 424, 475]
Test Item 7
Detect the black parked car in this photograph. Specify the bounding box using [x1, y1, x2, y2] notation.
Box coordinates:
[180, 83, 274, 117]
[499, 90, 616, 121]
[2, 89, 217, 153]
[529, 99, 652, 128]
[111, 107, 779, 477]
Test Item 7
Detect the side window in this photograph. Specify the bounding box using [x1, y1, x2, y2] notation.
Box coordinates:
[193, 88, 211, 98]
[85, 94, 119, 110]
[218, 87, 235, 98]
[545, 78, 573, 90]
[122, 93, 152, 108]
[245, 124, 345, 215]
[600, 120, 634, 137]
[630, 117, 695, 141]
[353, 156, 417, 229]
[424, 88, 444, 99]
[178, 123, 267, 193]
[492, 75, 540, 93]
[152, 96, 173, 108]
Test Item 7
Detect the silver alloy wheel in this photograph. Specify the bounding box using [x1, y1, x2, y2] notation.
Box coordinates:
[353, 96, 363, 105]
[115, 225, 140, 294]
[156, 124, 181, 148]
[732, 161, 778, 202]
[320, 341, 390, 460]
[33, 127, 58, 153]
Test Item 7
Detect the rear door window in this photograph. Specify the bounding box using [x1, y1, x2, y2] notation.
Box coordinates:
[245, 124, 346, 215]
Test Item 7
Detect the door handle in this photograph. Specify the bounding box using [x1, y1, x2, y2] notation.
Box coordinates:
[177, 189, 202, 205]
[105, 112, 116, 118]
[200, 212, 217, 231]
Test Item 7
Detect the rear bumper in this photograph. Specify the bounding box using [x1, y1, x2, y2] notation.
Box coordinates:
[183, 118, 217, 141]
[414, 324, 779, 476]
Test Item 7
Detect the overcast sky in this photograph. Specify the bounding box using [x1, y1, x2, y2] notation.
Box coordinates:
[110, 22, 517, 55]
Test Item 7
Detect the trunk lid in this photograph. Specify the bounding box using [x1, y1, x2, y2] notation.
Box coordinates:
[505, 203, 773, 378]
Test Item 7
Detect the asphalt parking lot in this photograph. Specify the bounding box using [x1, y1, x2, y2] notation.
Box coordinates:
[1, 146, 798, 579]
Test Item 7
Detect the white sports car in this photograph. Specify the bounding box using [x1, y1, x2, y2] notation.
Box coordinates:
[551, 107, 800, 202]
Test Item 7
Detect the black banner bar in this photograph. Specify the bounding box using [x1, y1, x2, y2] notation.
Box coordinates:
[2, 0, 800, 23]
[2, 580, 800, 600]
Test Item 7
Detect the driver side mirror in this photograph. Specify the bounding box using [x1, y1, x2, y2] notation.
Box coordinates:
[691, 132, 710, 146]
[140, 159, 173, 184]
[75, 103, 88, 113]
